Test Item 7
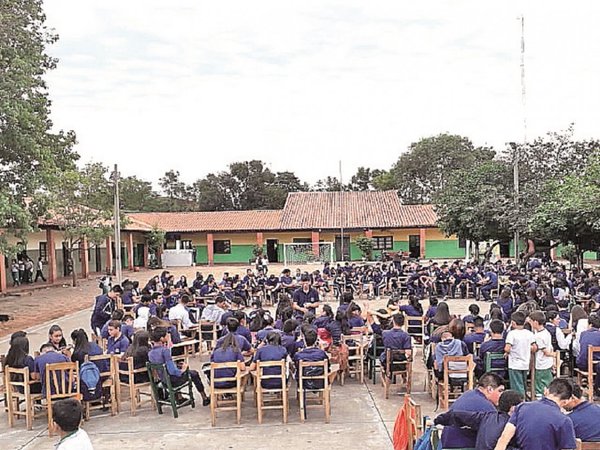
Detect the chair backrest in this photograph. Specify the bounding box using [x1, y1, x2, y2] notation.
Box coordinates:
[210, 361, 243, 390]
[385, 349, 412, 375]
[404, 395, 422, 450]
[405, 316, 425, 337]
[350, 326, 368, 336]
[256, 360, 286, 390]
[443, 355, 474, 385]
[5, 365, 33, 394]
[298, 359, 328, 392]
[200, 321, 219, 343]
[147, 362, 173, 390]
[86, 353, 114, 379]
[587, 345, 600, 373]
[485, 352, 507, 373]
[45, 362, 80, 400]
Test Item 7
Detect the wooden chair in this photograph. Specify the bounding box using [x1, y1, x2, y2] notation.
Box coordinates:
[575, 345, 600, 401]
[382, 349, 412, 399]
[116, 356, 153, 416]
[342, 334, 366, 384]
[367, 338, 386, 385]
[146, 363, 195, 418]
[297, 359, 331, 423]
[210, 361, 247, 426]
[405, 316, 426, 351]
[0, 354, 6, 411]
[45, 362, 81, 436]
[171, 339, 201, 365]
[5, 366, 44, 430]
[83, 354, 118, 419]
[403, 395, 422, 450]
[200, 321, 219, 354]
[438, 355, 474, 410]
[254, 360, 288, 424]
[576, 438, 600, 449]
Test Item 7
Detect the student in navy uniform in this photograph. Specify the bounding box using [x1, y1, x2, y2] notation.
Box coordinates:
[32, 343, 71, 395]
[378, 313, 412, 368]
[249, 332, 288, 389]
[281, 319, 300, 357]
[91, 285, 123, 334]
[4, 335, 41, 393]
[576, 313, 600, 394]
[101, 309, 125, 339]
[149, 327, 210, 406]
[464, 317, 486, 354]
[346, 302, 365, 328]
[478, 267, 498, 301]
[210, 329, 246, 389]
[292, 276, 320, 319]
[462, 304, 481, 325]
[565, 384, 600, 442]
[69, 328, 105, 370]
[399, 296, 424, 334]
[47, 324, 67, 350]
[425, 296, 438, 320]
[314, 304, 334, 329]
[477, 319, 507, 378]
[435, 389, 523, 450]
[495, 378, 577, 450]
[106, 320, 130, 355]
[216, 318, 252, 354]
[440, 372, 504, 449]
[293, 328, 329, 390]
[230, 310, 253, 345]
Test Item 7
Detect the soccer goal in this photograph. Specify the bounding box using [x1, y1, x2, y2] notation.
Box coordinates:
[283, 242, 334, 267]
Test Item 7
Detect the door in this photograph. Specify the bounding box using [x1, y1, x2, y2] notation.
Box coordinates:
[134, 244, 145, 267]
[95, 247, 102, 272]
[266, 239, 279, 263]
[334, 235, 350, 261]
[408, 235, 420, 259]
[62, 243, 70, 276]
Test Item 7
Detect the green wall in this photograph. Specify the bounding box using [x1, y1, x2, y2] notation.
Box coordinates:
[393, 241, 409, 252]
[425, 240, 465, 259]
[214, 244, 255, 264]
[195, 245, 208, 264]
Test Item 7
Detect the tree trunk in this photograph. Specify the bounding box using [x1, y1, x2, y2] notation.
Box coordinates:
[521, 239, 536, 267]
[575, 245, 584, 270]
[484, 241, 500, 263]
[69, 241, 77, 287]
[473, 242, 480, 264]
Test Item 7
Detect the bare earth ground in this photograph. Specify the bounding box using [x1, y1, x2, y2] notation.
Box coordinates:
[0, 263, 481, 450]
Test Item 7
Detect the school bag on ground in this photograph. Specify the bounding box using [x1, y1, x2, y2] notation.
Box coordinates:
[80, 361, 102, 401]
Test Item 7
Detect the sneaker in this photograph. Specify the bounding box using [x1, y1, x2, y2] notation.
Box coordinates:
[202, 397, 211, 407]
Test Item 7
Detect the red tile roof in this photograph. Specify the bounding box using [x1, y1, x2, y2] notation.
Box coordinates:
[280, 191, 437, 230]
[127, 210, 283, 233]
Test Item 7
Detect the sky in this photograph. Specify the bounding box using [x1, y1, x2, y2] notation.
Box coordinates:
[42, 0, 600, 188]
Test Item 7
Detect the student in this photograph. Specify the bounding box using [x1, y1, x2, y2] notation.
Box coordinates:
[545, 310, 573, 351]
[281, 319, 300, 357]
[575, 313, 600, 395]
[200, 296, 228, 323]
[216, 318, 252, 352]
[379, 313, 412, 370]
[249, 332, 288, 389]
[34, 257, 46, 282]
[346, 302, 365, 328]
[32, 343, 71, 395]
[292, 276, 320, 319]
[255, 314, 281, 345]
[48, 324, 67, 351]
[313, 304, 334, 329]
[168, 294, 193, 330]
[69, 329, 104, 369]
[504, 311, 534, 396]
[426, 301, 452, 336]
[399, 296, 424, 334]
[496, 288, 514, 322]
[440, 372, 504, 449]
[463, 317, 486, 354]
[529, 311, 555, 398]
[462, 304, 481, 324]
[425, 296, 438, 320]
[494, 378, 576, 450]
[435, 389, 523, 450]
[326, 309, 351, 347]
[120, 330, 150, 384]
[230, 310, 253, 345]
[106, 320, 129, 355]
[100, 310, 125, 339]
[91, 285, 123, 334]
[52, 398, 94, 449]
[210, 330, 246, 389]
[434, 329, 467, 380]
[477, 319, 507, 378]
[4, 335, 40, 393]
[121, 314, 135, 341]
[149, 327, 210, 406]
[293, 328, 329, 390]
[565, 384, 600, 442]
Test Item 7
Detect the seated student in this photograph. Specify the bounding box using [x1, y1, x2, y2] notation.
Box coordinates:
[32, 343, 71, 395]
[462, 304, 480, 325]
[495, 378, 576, 450]
[557, 299, 571, 324]
[101, 310, 125, 339]
[48, 324, 67, 351]
[326, 309, 351, 348]
[434, 329, 468, 380]
[200, 296, 228, 324]
[249, 332, 288, 389]
[69, 328, 105, 369]
[120, 330, 150, 384]
[346, 302, 365, 328]
[210, 331, 246, 389]
[106, 320, 129, 355]
[230, 310, 253, 345]
[564, 383, 600, 442]
[121, 314, 135, 341]
[313, 304, 334, 329]
[435, 389, 523, 450]
[4, 335, 41, 394]
[477, 319, 507, 378]
[293, 328, 329, 390]
[147, 316, 181, 345]
[463, 317, 486, 354]
[440, 372, 504, 449]
[217, 318, 252, 354]
[220, 296, 246, 326]
[425, 296, 439, 320]
[575, 313, 600, 395]
[168, 294, 193, 331]
[255, 314, 282, 344]
[149, 327, 210, 406]
[426, 301, 453, 341]
[399, 296, 424, 335]
[52, 398, 93, 450]
[281, 319, 301, 357]
[496, 288, 514, 322]
[378, 313, 412, 370]
[337, 291, 353, 314]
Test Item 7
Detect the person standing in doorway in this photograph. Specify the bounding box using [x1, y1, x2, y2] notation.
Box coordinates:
[35, 257, 47, 282]
[11, 260, 20, 286]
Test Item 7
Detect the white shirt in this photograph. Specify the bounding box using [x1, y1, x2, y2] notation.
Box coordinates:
[573, 318, 589, 357]
[56, 428, 94, 450]
[506, 328, 534, 370]
[534, 328, 554, 370]
[168, 303, 192, 330]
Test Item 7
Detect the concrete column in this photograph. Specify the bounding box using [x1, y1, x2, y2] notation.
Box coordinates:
[127, 233, 134, 269]
[0, 252, 7, 293]
[256, 232, 264, 247]
[105, 236, 113, 274]
[143, 243, 149, 268]
[207, 233, 214, 266]
[46, 228, 57, 283]
[365, 229, 373, 239]
[81, 237, 89, 279]
[311, 231, 320, 256]
[419, 228, 427, 259]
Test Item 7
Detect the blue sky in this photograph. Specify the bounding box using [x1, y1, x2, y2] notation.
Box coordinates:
[43, 0, 600, 187]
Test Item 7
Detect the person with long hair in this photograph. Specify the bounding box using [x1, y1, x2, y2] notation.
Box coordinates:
[572, 305, 590, 357]
[70, 328, 103, 367]
[400, 295, 424, 334]
[314, 304, 334, 329]
[121, 330, 150, 383]
[249, 332, 288, 389]
[4, 335, 40, 393]
[210, 330, 246, 389]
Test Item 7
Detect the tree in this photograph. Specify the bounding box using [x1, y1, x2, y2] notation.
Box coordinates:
[48, 165, 114, 286]
[0, 0, 78, 254]
[347, 167, 383, 191]
[119, 176, 161, 212]
[146, 225, 165, 268]
[312, 176, 343, 192]
[158, 170, 194, 211]
[384, 134, 495, 204]
[355, 236, 374, 260]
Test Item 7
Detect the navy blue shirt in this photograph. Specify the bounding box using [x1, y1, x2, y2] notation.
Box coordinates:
[33, 351, 71, 395]
[210, 347, 244, 388]
[294, 346, 328, 390]
[478, 338, 506, 375]
[509, 397, 576, 450]
[380, 328, 412, 363]
[91, 294, 113, 331]
[568, 401, 600, 441]
[292, 287, 320, 315]
[577, 328, 600, 369]
[216, 334, 251, 353]
[107, 334, 129, 355]
[148, 344, 181, 380]
[463, 331, 486, 354]
[253, 344, 287, 389]
[435, 409, 513, 450]
[441, 389, 496, 448]
[281, 333, 298, 357]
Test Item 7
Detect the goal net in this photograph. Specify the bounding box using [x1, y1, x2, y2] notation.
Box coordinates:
[283, 242, 334, 266]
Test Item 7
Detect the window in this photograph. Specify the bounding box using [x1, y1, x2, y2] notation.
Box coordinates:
[213, 240, 231, 254]
[181, 240, 193, 250]
[39, 242, 48, 262]
[372, 236, 393, 250]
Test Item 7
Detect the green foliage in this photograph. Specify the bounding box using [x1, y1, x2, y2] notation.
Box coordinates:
[355, 236, 374, 260]
[312, 176, 343, 192]
[0, 0, 78, 252]
[347, 167, 383, 191]
[146, 226, 166, 253]
[252, 244, 264, 257]
[385, 134, 495, 204]
[559, 244, 578, 265]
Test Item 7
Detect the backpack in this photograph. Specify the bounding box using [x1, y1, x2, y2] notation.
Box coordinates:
[80, 361, 102, 401]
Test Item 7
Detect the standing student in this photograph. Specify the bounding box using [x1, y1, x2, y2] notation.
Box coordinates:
[90, 285, 123, 334]
[292, 276, 320, 319]
[11, 259, 20, 286]
[52, 398, 94, 450]
[529, 311, 555, 398]
[34, 257, 46, 282]
[504, 311, 534, 396]
[494, 378, 576, 450]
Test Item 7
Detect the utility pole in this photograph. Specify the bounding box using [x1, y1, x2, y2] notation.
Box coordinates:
[514, 15, 526, 263]
[339, 160, 344, 262]
[112, 164, 122, 283]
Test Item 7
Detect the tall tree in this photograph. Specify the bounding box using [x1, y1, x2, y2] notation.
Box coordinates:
[347, 167, 383, 191]
[119, 176, 161, 212]
[158, 170, 195, 211]
[0, 0, 78, 253]
[312, 176, 343, 192]
[382, 134, 495, 204]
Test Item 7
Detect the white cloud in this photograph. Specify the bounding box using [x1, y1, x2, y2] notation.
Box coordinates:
[42, 0, 600, 187]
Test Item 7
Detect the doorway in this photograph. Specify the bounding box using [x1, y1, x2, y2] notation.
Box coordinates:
[334, 235, 350, 261]
[62, 243, 70, 276]
[134, 244, 145, 267]
[95, 247, 102, 272]
[266, 239, 279, 263]
[408, 235, 420, 259]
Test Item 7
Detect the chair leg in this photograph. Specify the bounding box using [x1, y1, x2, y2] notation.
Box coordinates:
[325, 389, 331, 424]
[47, 400, 53, 437]
[257, 388, 263, 425]
[26, 395, 33, 431]
[236, 391, 241, 425]
[210, 392, 216, 427]
[130, 383, 137, 417]
[283, 388, 288, 424]
[169, 392, 178, 419]
[299, 391, 306, 423]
